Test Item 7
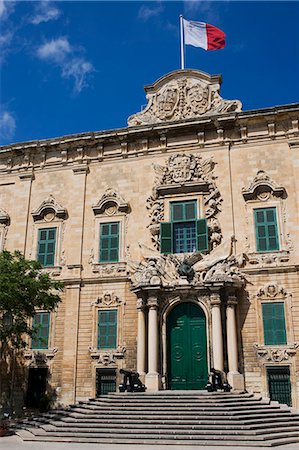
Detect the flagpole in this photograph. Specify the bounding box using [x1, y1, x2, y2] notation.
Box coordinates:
[180, 15, 185, 70]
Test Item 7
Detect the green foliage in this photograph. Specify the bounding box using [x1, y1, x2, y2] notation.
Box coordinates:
[0, 250, 63, 348]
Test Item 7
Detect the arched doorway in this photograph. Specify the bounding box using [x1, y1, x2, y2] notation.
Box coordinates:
[167, 302, 208, 390]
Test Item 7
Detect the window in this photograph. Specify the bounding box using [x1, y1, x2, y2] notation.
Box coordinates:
[160, 200, 208, 254]
[99, 222, 119, 263]
[31, 312, 50, 349]
[97, 310, 117, 349]
[262, 302, 287, 345]
[37, 228, 56, 267]
[254, 207, 279, 252]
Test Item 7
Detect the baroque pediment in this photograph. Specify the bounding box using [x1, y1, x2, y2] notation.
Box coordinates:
[128, 69, 242, 126]
[242, 170, 286, 201]
[31, 195, 67, 221]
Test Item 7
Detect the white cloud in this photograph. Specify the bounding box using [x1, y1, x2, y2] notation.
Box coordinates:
[184, 1, 219, 21]
[30, 1, 61, 25]
[36, 37, 94, 93]
[0, 110, 16, 142]
[37, 37, 71, 62]
[0, 0, 15, 20]
[138, 2, 164, 22]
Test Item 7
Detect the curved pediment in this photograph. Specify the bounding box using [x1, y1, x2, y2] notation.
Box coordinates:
[242, 170, 286, 201]
[128, 69, 242, 126]
[0, 208, 10, 225]
[32, 195, 68, 221]
[92, 188, 129, 215]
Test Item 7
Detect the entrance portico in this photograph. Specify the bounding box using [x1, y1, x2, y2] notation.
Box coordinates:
[134, 282, 245, 392]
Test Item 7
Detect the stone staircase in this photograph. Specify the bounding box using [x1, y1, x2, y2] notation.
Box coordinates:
[17, 391, 299, 446]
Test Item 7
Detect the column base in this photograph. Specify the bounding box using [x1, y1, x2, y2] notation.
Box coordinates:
[145, 372, 161, 391]
[227, 372, 245, 391]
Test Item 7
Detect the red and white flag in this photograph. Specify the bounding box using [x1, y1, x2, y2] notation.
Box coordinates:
[183, 18, 226, 51]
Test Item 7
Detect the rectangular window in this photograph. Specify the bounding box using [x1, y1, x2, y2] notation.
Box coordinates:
[37, 228, 56, 267]
[254, 207, 279, 252]
[31, 312, 50, 349]
[97, 310, 117, 349]
[262, 302, 287, 345]
[99, 222, 119, 263]
[160, 200, 208, 254]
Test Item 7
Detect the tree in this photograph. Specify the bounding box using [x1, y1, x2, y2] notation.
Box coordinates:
[0, 250, 63, 414]
[0, 250, 63, 348]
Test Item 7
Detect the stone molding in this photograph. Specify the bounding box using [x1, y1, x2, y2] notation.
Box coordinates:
[92, 188, 129, 216]
[24, 348, 58, 364]
[88, 346, 126, 365]
[0, 208, 10, 225]
[247, 251, 290, 267]
[91, 291, 123, 308]
[257, 283, 288, 299]
[91, 262, 128, 279]
[254, 343, 299, 363]
[128, 70, 242, 126]
[32, 194, 68, 221]
[242, 170, 286, 201]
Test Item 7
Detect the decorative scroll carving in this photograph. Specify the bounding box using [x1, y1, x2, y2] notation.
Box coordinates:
[129, 238, 245, 289]
[247, 251, 290, 267]
[254, 343, 299, 362]
[92, 292, 123, 307]
[88, 346, 126, 365]
[257, 283, 287, 299]
[24, 348, 58, 364]
[92, 188, 129, 215]
[32, 195, 68, 221]
[92, 262, 128, 278]
[242, 170, 286, 201]
[128, 70, 242, 126]
[0, 208, 10, 225]
[146, 153, 222, 249]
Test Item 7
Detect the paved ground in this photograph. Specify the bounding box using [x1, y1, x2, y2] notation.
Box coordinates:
[1, 434, 299, 450]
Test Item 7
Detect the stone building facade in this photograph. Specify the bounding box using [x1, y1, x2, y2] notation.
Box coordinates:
[1, 69, 299, 407]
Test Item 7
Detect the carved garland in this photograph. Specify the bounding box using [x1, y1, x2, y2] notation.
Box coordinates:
[146, 153, 223, 249]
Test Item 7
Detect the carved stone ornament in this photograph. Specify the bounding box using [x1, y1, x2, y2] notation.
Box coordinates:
[147, 152, 222, 249]
[92, 188, 129, 215]
[0, 208, 10, 225]
[257, 283, 287, 299]
[242, 170, 286, 201]
[24, 348, 58, 364]
[247, 251, 290, 267]
[92, 262, 128, 278]
[128, 70, 242, 126]
[88, 346, 126, 365]
[32, 195, 68, 221]
[129, 238, 245, 289]
[92, 291, 123, 307]
[254, 343, 299, 363]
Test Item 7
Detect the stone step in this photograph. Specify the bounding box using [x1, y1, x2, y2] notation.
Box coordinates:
[72, 403, 279, 412]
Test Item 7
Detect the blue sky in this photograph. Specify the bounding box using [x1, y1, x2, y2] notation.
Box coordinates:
[0, 1, 299, 145]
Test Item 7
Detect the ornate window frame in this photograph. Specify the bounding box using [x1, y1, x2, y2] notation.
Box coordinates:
[90, 189, 129, 271]
[30, 195, 67, 274]
[254, 283, 297, 365]
[89, 291, 126, 365]
[24, 309, 58, 362]
[242, 171, 291, 263]
[0, 208, 9, 251]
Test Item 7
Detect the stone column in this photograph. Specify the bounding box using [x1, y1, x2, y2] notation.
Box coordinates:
[211, 291, 224, 372]
[226, 293, 244, 390]
[136, 298, 146, 380]
[145, 295, 160, 391]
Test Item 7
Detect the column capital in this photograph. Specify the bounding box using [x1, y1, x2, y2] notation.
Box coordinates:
[136, 298, 146, 310]
[210, 292, 221, 306]
[227, 294, 238, 307]
[148, 296, 159, 309]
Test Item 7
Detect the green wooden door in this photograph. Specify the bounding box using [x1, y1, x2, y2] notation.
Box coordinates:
[267, 367, 292, 406]
[167, 303, 208, 390]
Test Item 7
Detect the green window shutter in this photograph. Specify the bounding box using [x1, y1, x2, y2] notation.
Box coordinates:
[254, 208, 279, 252]
[262, 302, 287, 345]
[37, 228, 56, 267]
[171, 201, 197, 222]
[196, 219, 208, 252]
[98, 310, 117, 349]
[100, 222, 119, 263]
[32, 312, 50, 349]
[160, 222, 173, 254]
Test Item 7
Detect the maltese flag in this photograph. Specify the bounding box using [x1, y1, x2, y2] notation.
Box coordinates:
[183, 18, 226, 51]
